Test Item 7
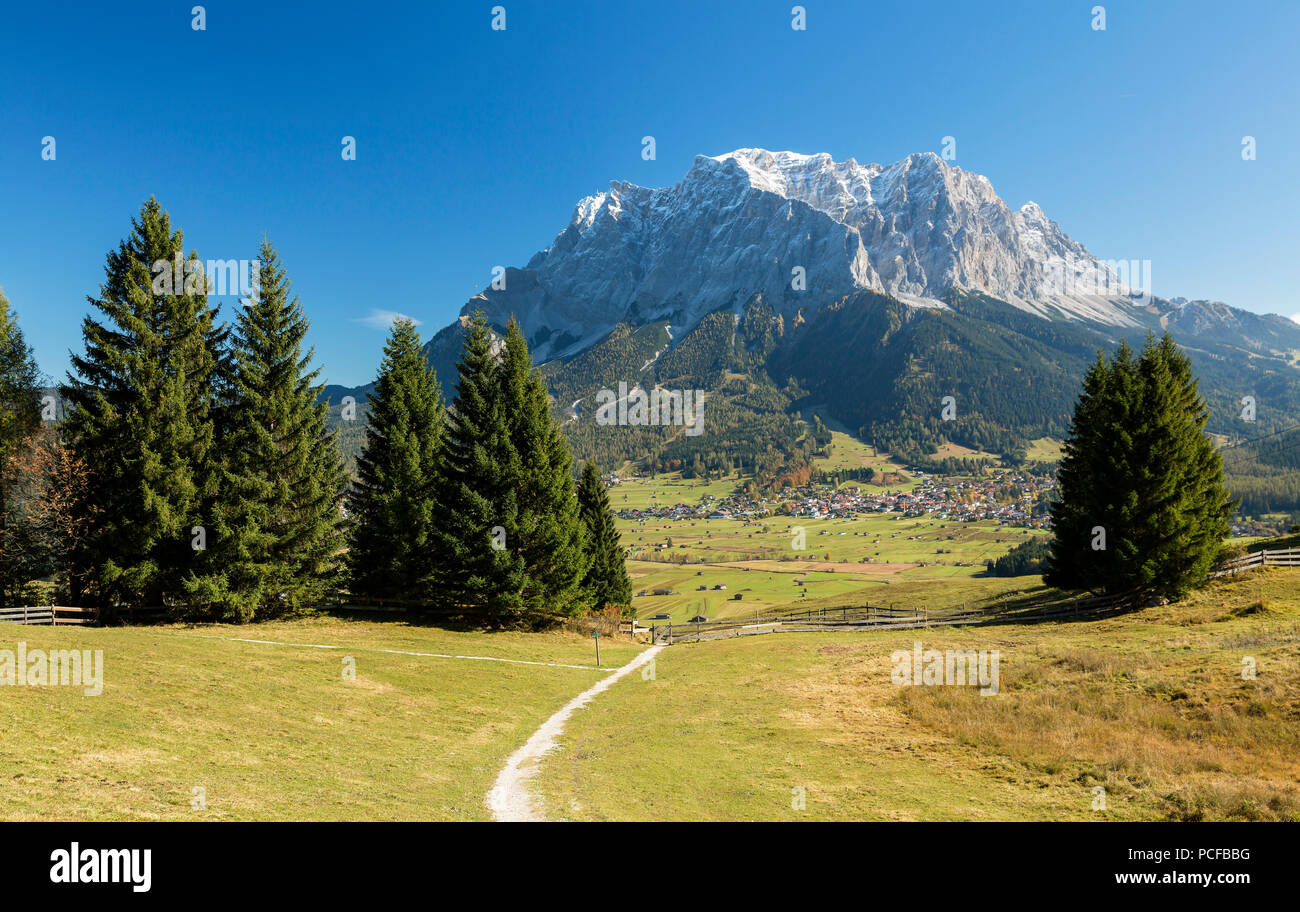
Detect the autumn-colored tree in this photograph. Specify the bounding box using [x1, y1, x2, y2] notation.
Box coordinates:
[0, 288, 43, 609]
[5, 426, 96, 603]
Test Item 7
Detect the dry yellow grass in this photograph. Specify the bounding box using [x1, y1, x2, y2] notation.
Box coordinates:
[535, 569, 1300, 821]
[892, 574, 1300, 821]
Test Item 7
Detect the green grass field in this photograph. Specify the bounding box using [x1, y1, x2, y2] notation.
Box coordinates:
[607, 473, 741, 511]
[623, 510, 1042, 622]
[534, 569, 1300, 821]
[1024, 437, 1064, 462]
[5, 453, 1285, 823]
[5, 567, 1293, 822]
[0, 617, 638, 821]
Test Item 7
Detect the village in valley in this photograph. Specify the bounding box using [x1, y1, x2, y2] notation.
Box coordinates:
[597, 457, 1062, 623]
[610, 470, 1056, 528]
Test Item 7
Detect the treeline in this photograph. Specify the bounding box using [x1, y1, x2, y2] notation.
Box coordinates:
[1222, 469, 1300, 515]
[0, 200, 630, 626]
[656, 394, 831, 490]
[1219, 427, 1300, 514]
[773, 290, 1080, 458]
[539, 320, 669, 410]
[865, 415, 1027, 470]
[985, 537, 1051, 577]
[550, 299, 819, 493]
[817, 466, 876, 486]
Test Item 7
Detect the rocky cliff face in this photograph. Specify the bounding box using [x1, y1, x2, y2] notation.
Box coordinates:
[461, 148, 1156, 362]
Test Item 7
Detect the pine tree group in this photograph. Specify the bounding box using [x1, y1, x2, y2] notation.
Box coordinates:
[1046, 333, 1235, 599]
[428, 316, 590, 625]
[62, 201, 347, 620]
[29, 200, 636, 627]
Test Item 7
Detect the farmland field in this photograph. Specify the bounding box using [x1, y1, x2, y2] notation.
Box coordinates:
[614, 462, 1045, 623]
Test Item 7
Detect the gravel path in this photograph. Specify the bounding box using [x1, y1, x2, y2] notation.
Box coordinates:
[487, 645, 663, 821]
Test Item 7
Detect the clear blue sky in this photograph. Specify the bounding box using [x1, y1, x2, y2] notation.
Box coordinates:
[2, 0, 1297, 387]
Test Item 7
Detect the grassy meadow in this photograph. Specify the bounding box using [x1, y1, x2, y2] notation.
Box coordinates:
[534, 569, 1300, 822]
[4, 452, 1287, 823]
[0, 617, 638, 821]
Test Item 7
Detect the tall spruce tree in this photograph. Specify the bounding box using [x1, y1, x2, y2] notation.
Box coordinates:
[434, 315, 526, 622]
[63, 199, 228, 613]
[499, 319, 588, 617]
[1046, 333, 1233, 599]
[576, 461, 632, 614]
[347, 318, 445, 604]
[1046, 345, 1134, 590]
[1125, 334, 1235, 595]
[212, 240, 348, 620]
[0, 289, 43, 610]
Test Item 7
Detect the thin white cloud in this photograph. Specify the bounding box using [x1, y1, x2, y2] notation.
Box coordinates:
[1292, 313, 1300, 325]
[355, 309, 422, 329]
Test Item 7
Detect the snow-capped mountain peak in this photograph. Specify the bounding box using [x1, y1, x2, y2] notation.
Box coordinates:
[469, 148, 1148, 362]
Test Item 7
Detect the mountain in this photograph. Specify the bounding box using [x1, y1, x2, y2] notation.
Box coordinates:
[463, 148, 1168, 362]
[334, 148, 1300, 502]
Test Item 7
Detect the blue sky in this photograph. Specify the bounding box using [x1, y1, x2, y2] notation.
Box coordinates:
[2, 0, 1298, 386]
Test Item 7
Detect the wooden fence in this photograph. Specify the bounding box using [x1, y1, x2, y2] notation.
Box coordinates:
[2, 547, 1291, 634]
[0, 605, 100, 626]
[650, 592, 1131, 644]
[650, 546, 1299, 645]
[1207, 547, 1300, 579]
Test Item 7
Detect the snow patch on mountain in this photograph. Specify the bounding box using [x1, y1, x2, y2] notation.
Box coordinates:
[465, 147, 1153, 361]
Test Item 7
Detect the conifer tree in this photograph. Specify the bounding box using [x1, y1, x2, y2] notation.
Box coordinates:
[1046, 346, 1133, 590]
[576, 461, 631, 614]
[0, 289, 41, 466]
[63, 199, 228, 613]
[213, 240, 348, 619]
[1124, 334, 1234, 596]
[498, 319, 588, 617]
[347, 318, 444, 604]
[433, 315, 526, 621]
[1047, 333, 1233, 599]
